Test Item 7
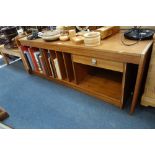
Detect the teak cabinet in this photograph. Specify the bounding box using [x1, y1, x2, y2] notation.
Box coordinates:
[19, 32, 153, 113]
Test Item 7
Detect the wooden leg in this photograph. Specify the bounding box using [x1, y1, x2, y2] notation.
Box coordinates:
[1, 52, 9, 65]
[130, 52, 150, 114]
[0, 107, 9, 121]
[19, 48, 31, 74]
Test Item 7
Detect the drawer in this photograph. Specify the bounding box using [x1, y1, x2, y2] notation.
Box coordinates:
[72, 54, 123, 72]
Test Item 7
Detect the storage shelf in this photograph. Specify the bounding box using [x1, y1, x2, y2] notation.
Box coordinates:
[32, 68, 122, 106]
[75, 68, 123, 106]
[21, 45, 123, 108]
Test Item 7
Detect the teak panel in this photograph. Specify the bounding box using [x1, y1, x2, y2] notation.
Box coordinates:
[72, 63, 90, 84]
[63, 53, 74, 82]
[19, 32, 152, 56]
[19, 32, 153, 64]
[72, 54, 123, 72]
[130, 44, 153, 113]
[41, 49, 53, 76]
[78, 72, 122, 105]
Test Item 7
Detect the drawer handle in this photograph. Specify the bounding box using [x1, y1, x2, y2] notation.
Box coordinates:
[91, 58, 97, 65]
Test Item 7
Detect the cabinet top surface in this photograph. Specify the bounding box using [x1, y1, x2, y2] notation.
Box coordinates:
[19, 31, 153, 57]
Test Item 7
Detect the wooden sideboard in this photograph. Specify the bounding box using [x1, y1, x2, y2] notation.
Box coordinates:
[18, 32, 153, 113]
[141, 36, 155, 107]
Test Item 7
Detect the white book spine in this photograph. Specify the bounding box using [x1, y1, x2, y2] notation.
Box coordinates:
[34, 52, 42, 71]
[53, 58, 62, 80]
[48, 57, 54, 77]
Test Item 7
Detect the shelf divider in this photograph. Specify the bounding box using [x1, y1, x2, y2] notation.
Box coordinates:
[55, 51, 67, 80]
[63, 52, 74, 82]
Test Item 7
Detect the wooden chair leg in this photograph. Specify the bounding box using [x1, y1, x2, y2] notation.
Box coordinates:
[0, 108, 9, 121]
[1, 53, 9, 65]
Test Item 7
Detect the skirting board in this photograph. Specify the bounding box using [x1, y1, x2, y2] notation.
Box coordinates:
[141, 96, 155, 107]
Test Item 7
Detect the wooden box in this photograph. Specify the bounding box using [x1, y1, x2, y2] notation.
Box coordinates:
[95, 26, 120, 40]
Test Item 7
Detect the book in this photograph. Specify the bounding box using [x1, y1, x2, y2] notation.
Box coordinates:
[39, 55, 46, 75]
[49, 57, 57, 78]
[28, 48, 40, 72]
[48, 57, 55, 77]
[24, 51, 35, 70]
[36, 53, 43, 71]
[34, 51, 43, 73]
[24, 52, 31, 68]
[47, 51, 53, 76]
[21, 46, 34, 70]
[20, 46, 28, 52]
[53, 58, 62, 80]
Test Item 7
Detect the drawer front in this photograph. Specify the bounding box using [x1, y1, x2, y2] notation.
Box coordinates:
[72, 54, 123, 72]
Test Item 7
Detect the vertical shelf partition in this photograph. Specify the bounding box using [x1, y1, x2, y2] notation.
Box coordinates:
[41, 49, 53, 77]
[55, 51, 67, 80]
[62, 52, 74, 82]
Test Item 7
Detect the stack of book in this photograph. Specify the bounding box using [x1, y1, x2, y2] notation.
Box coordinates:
[47, 50, 62, 80]
[20, 46, 62, 80]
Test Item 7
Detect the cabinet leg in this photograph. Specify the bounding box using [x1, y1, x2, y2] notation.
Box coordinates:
[19, 49, 31, 74]
[1, 53, 9, 65]
[130, 53, 149, 114]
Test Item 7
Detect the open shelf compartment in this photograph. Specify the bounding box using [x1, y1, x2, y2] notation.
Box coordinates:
[73, 63, 123, 106]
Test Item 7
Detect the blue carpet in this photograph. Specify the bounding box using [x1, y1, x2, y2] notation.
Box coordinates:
[0, 60, 155, 129]
[0, 57, 5, 66]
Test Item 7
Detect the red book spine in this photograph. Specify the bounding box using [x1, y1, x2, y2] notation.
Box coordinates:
[20, 46, 28, 52]
[28, 48, 39, 72]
